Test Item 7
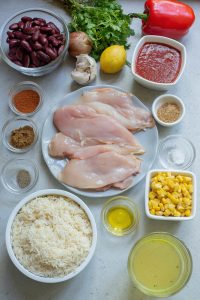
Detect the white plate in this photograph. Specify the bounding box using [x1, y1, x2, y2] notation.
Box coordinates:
[41, 85, 158, 198]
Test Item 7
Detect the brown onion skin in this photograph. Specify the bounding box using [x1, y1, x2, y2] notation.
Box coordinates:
[68, 32, 92, 58]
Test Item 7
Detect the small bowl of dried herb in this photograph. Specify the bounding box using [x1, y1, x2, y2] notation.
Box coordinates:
[2, 116, 39, 153]
[9, 81, 44, 116]
[152, 94, 185, 127]
[1, 158, 39, 194]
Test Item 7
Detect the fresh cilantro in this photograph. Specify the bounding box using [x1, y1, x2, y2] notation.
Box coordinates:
[63, 0, 134, 60]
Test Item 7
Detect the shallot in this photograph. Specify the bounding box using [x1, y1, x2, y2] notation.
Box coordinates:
[68, 32, 92, 57]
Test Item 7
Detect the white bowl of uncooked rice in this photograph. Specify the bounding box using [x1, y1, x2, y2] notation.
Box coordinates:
[6, 189, 97, 283]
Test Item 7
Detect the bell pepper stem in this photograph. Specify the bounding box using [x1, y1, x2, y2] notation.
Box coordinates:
[128, 13, 148, 22]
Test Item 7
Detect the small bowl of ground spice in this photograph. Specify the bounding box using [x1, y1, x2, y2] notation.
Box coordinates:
[2, 116, 38, 153]
[152, 94, 185, 127]
[9, 81, 43, 116]
[1, 158, 39, 194]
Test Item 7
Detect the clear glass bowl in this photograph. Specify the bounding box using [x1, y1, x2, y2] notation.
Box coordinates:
[1, 158, 39, 193]
[128, 232, 192, 297]
[2, 116, 39, 153]
[101, 196, 140, 236]
[158, 135, 196, 170]
[0, 8, 69, 76]
[9, 81, 44, 116]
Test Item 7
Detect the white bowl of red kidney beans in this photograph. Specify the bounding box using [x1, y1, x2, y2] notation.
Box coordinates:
[0, 8, 69, 76]
[131, 35, 186, 91]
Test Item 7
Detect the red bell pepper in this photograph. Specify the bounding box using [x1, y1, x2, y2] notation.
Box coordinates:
[130, 0, 195, 39]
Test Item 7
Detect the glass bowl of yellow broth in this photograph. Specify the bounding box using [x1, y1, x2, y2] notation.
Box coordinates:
[128, 232, 192, 297]
[101, 196, 140, 236]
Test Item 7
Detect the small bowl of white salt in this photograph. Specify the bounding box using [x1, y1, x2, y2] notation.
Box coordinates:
[152, 94, 185, 127]
[158, 135, 196, 170]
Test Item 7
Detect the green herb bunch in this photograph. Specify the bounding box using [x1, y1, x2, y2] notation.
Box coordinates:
[63, 0, 134, 60]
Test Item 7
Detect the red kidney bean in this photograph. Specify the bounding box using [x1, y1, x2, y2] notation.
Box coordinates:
[7, 31, 15, 38]
[9, 47, 18, 55]
[53, 47, 58, 55]
[14, 31, 24, 39]
[32, 30, 40, 41]
[16, 48, 24, 61]
[12, 60, 23, 66]
[29, 64, 36, 68]
[18, 21, 24, 30]
[20, 40, 32, 52]
[37, 51, 50, 63]
[31, 51, 40, 67]
[24, 27, 36, 34]
[32, 20, 41, 26]
[54, 34, 65, 41]
[8, 50, 17, 59]
[33, 17, 46, 23]
[23, 34, 32, 41]
[22, 54, 30, 67]
[47, 22, 60, 34]
[21, 16, 32, 22]
[45, 47, 57, 60]
[39, 34, 47, 45]
[9, 39, 20, 48]
[6, 37, 10, 43]
[48, 36, 61, 47]
[40, 26, 52, 34]
[58, 44, 65, 56]
[9, 23, 19, 30]
[23, 21, 33, 33]
[33, 41, 43, 50]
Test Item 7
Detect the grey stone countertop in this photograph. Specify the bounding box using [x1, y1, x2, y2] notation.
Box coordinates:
[0, 1, 199, 299]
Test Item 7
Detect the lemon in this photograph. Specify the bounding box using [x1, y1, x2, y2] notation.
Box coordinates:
[100, 45, 126, 74]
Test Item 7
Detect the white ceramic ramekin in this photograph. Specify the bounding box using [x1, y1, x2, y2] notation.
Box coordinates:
[131, 35, 186, 91]
[145, 169, 196, 221]
[152, 94, 185, 126]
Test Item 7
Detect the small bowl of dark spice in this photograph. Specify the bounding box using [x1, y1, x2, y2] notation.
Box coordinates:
[2, 116, 38, 153]
[1, 158, 39, 194]
[9, 81, 44, 116]
[152, 94, 185, 127]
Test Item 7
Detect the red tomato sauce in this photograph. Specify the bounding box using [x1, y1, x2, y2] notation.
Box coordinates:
[135, 43, 181, 83]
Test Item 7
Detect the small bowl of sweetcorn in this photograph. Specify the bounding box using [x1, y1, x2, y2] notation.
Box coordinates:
[145, 170, 196, 221]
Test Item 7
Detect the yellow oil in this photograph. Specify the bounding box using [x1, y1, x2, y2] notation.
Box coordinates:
[130, 238, 181, 291]
[106, 205, 134, 234]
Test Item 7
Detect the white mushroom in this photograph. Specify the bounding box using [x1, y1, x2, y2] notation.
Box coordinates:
[71, 54, 97, 85]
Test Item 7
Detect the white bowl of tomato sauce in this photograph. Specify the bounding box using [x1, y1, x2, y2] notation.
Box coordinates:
[131, 35, 186, 91]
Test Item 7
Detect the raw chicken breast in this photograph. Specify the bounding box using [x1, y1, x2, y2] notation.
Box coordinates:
[58, 152, 141, 190]
[49, 133, 143, 159]
[53, 104, 144, 152]
[49, 133, 80, 158]
[81, 88, 155, 131]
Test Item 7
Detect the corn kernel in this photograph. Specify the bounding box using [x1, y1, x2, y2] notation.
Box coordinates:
[156, 211, 163, 216]
[184, 209, 191, 217]
[164, 209, 171, 216]
[150, 209, 155, 215]
[174, 211, 181, 217]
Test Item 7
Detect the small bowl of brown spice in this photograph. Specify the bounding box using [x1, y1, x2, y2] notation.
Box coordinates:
[152, 94, 185, 127]
[2, 116, 38, 153]
[9, 81, 44, 116]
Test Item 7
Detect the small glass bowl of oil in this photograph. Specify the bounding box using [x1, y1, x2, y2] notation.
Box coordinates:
[101, 196, 140, 236]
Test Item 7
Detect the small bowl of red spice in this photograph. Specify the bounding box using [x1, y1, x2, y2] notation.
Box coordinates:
[2, 116, 39, 153]
[9, 81, 44, 116]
